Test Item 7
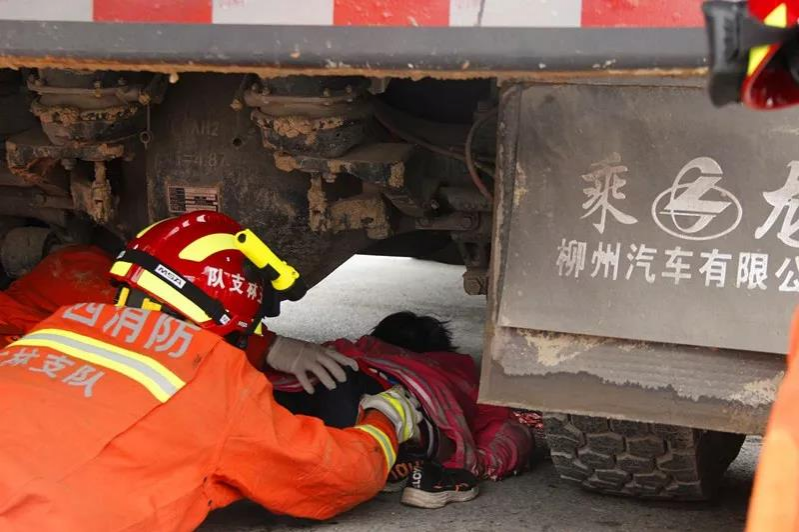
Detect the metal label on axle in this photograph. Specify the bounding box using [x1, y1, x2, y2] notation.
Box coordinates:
[498, 84, 799, 354]
[167, 184, 220, 215]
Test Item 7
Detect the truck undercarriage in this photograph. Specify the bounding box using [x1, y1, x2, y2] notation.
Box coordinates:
[0, 69, 495, 290]
[0, 10, 788, 502]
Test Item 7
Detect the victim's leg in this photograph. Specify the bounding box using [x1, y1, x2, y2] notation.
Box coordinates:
[274, 368, 384, 428]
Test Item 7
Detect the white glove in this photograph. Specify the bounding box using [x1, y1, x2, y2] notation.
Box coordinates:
[266, 336, 359, 394]
[359, 385, 422, 444]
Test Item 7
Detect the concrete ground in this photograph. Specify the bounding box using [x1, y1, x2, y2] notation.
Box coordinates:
[199, 256, 757, 532]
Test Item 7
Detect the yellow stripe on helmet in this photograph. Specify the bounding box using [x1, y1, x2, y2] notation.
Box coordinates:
[136, 270, 212, 325]
[176, 228, 301, 293]
[748, 3, 789, 76]
[110, 260, 133, 278]
[116, 286, 130, 307]
[112, 261, 200, 321]
[178, 233, 239, 262]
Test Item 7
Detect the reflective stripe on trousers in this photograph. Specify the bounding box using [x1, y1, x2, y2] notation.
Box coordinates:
[354, 424, 397, 469]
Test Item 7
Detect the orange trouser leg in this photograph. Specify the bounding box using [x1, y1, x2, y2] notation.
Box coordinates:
[747, 367, 799, 531]
[747, 312, 799, 531]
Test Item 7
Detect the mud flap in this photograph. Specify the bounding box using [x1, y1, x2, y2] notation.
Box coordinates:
[479, 82, 794, 434]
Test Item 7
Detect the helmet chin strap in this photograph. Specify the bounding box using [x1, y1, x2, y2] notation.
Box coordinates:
[116, 286, 177, 317]
[117, 284, 248, 348]
[116, 248, 232, 328]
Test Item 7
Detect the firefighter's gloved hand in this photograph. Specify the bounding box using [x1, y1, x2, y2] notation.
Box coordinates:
[266, 336, 358, 394]
[359, 385, 422, 444]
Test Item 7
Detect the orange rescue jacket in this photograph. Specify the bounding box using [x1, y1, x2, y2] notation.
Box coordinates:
[0, 245, 275, 368]
[0, 303, 397, 531]
[0, 245, 116, 346]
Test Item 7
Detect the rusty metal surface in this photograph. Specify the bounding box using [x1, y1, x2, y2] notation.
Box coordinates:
[463, 267, 488, 295]
[5, 129, 72, 195]
[5, 126, 131, 225]
[0, 58, 709, 85]
[69, 161, 116, 225]
[275, 143, 414, 186]
[28, 71, 165, 146]
[0, 166, 30, 188]
[145, 73, 373, 286]
[415, 212, 480, 232]
[439, 186, 492, 212]
[306, 176, 392, 240]
[252, 110, 366, 158]
[3, 71, 169, 233]
[243, 76, 369, 107]
[30, 70, 165, 106]
[31, 100, 141, 145]
[479, 326, 783, 435]
[498, 83, 799, 355]
[0, 185, 73, 210]
[6, 128, 127, 164]
[245, 76, 372, 159]
[0, 22, 707, 76]
[327, 193, 391, 240]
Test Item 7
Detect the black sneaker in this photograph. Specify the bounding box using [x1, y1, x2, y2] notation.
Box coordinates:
[382, 416, 438, 493]
[401, 462, 479, 509]
[382, 459, 423, 493]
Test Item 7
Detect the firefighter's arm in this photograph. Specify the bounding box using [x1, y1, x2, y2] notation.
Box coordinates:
[220, 378, 417, 519]
[243, 329, 277, 370]
[247, 331, 358, 393]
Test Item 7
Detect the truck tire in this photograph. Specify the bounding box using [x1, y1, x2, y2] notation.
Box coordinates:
[543, 413, 745, 500]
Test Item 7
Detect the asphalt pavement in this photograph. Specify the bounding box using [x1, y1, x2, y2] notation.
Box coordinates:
[199, 255, 757, 532]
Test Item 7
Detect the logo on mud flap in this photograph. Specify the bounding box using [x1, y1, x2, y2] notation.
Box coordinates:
[651, 157, 742, 241]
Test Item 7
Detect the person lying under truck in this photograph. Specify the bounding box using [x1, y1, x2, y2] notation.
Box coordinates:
[268, 311, 538, 509]
[0, 210, 422, 531]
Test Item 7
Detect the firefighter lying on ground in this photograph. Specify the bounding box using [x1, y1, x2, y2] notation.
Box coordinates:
[0, 235, 363, 394]
[0, 217, 533, 514]
[270, 311, 539, 509]
[0, 211, 422, 531]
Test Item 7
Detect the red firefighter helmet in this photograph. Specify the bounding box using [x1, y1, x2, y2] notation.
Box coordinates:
[742, 0, 799, 109]
[109, 211, 267, 337]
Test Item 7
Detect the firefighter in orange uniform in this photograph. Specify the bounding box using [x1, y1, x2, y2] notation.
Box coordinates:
[0, 211, 421, 531]
[0, 244, 117, 347]
[746, 310, 799, 531]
